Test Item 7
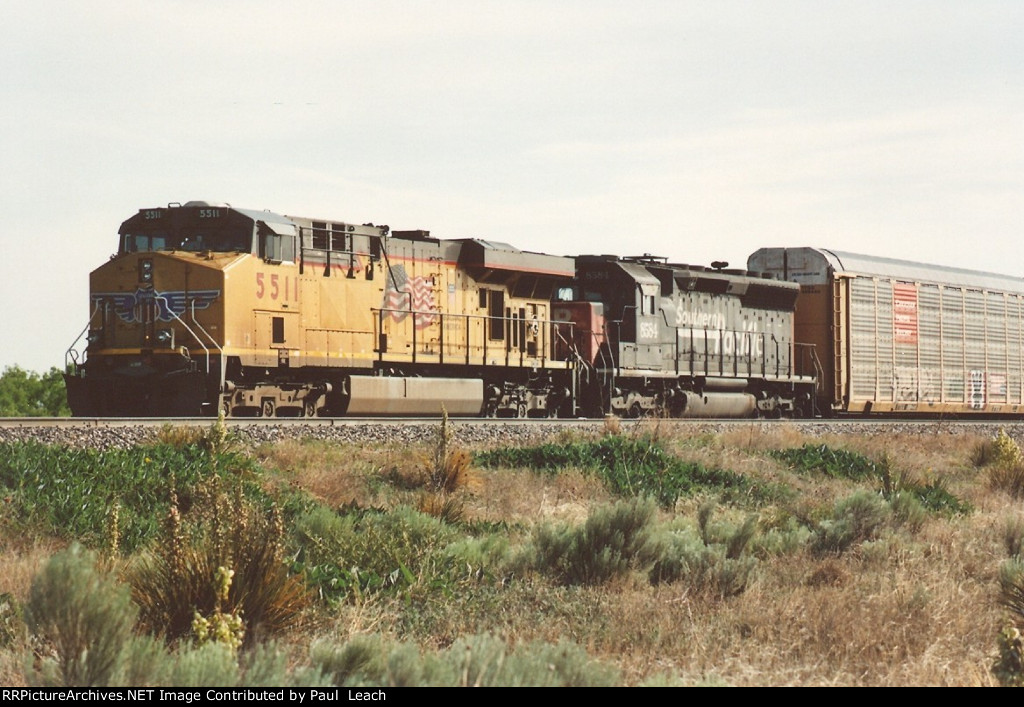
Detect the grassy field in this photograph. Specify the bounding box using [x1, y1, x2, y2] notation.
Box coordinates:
[0, 417, 1022, 686]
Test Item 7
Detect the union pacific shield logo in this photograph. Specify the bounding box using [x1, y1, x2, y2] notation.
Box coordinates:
[92, 288, 220, 323]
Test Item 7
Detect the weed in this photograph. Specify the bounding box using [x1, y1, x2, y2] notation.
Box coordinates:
[990, 464, 1024, 499]
[0, 593, 24, 649]
[994, 624, 1024, 687]
[292, 504, 461, 603]
[129, 481, 307, 647]
[907, 477, 972, 516]
[0, 440, 257, 553]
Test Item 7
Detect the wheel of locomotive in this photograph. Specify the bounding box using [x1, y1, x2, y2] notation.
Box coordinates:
[303, 399, 317, 418]
[517, 402, 527, 419]
[221, 399, 231, 418]
[629, 402, 643, 419]
[261, 399, 275, 418]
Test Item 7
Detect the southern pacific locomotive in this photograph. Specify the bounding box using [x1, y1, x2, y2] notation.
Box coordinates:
[65, 202, 1024, 419]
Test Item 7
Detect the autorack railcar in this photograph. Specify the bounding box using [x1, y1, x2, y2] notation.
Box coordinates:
[749, 247, 1024, 416]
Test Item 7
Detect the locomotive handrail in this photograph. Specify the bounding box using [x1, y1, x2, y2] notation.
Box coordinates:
[65, 302, 101, 372]
[372, 307, 570, 368]
[152, 295, 219, 377]
[188, 300, 226, 390]
[771, 334, 780, 378]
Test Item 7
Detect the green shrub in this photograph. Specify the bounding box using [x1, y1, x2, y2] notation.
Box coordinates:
[476, 435, 785, 508]
[443, 535, 514, 581]
[293, 504, 462, 603]
[24, 544, 136, 687]
[650, 505, 759, 597]
[0, 440, 260, 553]
[312, 635, 387, 687]
[811, 490, 890, 555]
[888, 492, 928, 533]
[772, 444, 879, 481]
[530, 498, 659, 586]
[749, 513, 812, 557]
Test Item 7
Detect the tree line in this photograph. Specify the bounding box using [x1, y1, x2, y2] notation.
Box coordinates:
[0, 366, 71, 416]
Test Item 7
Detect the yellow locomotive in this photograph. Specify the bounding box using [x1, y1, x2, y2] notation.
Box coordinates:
[65, 201, 577, 417]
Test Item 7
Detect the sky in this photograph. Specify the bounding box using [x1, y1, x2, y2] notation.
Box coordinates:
[2, 0, 1023, 372]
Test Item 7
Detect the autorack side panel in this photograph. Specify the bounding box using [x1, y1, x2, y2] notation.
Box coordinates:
[749, 247, 1024, 415]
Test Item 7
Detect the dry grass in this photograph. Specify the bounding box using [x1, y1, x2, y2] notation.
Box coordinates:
[0, 538, 66, 600]
[379, 425, 1011, 685]
[468, 467, 611, 526]
[4, 425, 1022, 686]
[255, 439, 411, 508]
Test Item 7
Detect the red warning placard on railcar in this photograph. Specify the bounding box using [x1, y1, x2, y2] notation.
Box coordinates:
[893, 282, 919, 345]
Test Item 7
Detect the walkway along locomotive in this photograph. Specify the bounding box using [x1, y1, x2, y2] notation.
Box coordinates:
[64, 202, 820, 418]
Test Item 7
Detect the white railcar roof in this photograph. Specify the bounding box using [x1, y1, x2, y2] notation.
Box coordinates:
[749, 246, 1024, 294]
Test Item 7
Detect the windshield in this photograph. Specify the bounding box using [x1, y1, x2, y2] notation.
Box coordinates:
[121, 228, 252, 254]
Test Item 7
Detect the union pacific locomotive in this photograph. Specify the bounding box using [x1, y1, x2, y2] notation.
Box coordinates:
[64, 201, 819, 418]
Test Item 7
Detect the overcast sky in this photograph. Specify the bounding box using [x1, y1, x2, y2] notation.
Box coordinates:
[3, 1, 1023, 372]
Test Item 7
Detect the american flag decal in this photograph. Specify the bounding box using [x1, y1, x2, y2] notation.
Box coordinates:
[384, 264, 437, 329]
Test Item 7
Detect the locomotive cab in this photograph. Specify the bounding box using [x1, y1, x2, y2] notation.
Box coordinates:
[65, 202, 300, 416]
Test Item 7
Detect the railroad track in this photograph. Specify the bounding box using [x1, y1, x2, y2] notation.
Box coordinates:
[1, 416, 1023, 444]
[0, 415, 1022, 429]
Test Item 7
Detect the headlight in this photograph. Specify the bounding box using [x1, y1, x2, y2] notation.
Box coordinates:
[138, 258, 154, 283]
[156, 329, 174, 345]
[87, 330, 102, 346]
